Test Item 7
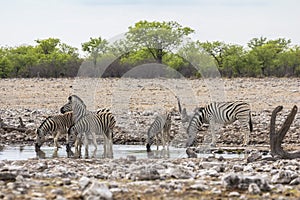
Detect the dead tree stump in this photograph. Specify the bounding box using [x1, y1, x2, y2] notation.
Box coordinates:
[270, 105, 300, 159]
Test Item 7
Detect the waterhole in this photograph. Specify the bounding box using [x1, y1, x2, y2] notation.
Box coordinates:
[0, 144, 246, 160]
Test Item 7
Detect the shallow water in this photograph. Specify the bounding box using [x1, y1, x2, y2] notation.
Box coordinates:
[0, 145, 245, 160]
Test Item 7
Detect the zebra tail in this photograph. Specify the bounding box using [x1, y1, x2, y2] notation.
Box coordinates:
[249, 112, 253, 132]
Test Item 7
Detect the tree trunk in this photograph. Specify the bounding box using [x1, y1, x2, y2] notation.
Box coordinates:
[157, 48, 163, 64]
[269, 105, 300, 159]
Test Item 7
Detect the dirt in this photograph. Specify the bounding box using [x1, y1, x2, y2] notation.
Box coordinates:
[0, 77, 300, 199]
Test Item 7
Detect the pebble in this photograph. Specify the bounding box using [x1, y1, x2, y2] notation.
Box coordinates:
[82, 181, 112, 200]
[248, 183, 261, 194]
[228, 191, 240, 197]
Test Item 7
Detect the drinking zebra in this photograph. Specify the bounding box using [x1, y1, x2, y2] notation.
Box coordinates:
[35, 112, 73, 149]
[186, 101, 253, 147]
[61, 95, 115, 158]
[68, 111, 116, 158]
[146, 111, 172, 152]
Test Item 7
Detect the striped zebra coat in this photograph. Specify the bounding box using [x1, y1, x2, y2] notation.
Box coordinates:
[186, 102, 253, 147]
[35, 112, 73, 149]
[61, 95, 115, 158]
[68, 111, 116, 158]
[146, 112, 172, 152]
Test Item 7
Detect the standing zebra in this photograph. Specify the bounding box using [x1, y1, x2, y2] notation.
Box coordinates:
[35, 112, 73, 149]
[146, 111, 172, 152]
[61, 95, 115, 158]
[68, 112, 116, 158]
[186, 101, 253, 147]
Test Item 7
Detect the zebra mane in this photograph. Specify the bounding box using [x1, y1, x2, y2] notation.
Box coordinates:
[69, 95, 86, 108]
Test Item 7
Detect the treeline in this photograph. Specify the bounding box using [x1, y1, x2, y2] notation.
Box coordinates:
[1, 20, 300, 78]
[0, 38, 82, 78]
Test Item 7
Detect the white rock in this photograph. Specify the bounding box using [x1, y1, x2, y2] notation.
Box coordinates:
[248, 183, 261, 194]
[228, 191, 240, 197]
[78, 176, 90, 189]
[82, 181, 112, 200]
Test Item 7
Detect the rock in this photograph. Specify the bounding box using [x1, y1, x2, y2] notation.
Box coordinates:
[290, 177, 300, 185]
[0, 173, 16, 182]
[189, 183, 209, 191]
[78, 176, 91, 189]
[82, 181, 112, 200]
[186, 148, 197, 158]
[126, 155, 137, 162]
[233, 165, 244, 172]
[243, 165, 254, 172]
[134, 168, 160, 181]
[211, 187, 222, 195]
[50, 188, 64, 196]
[248, 183, 261, 194]
[36, 162, 48, 172]
[164, 167, 194, 179]
[228, 191, 240, 197]
[222, 173, 271, 191]
[198, 161, 225, 173]
[247, 150, 262, 163]
[271, 170, 296, 184]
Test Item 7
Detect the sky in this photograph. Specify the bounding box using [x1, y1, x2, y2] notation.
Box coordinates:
[0, 0, 299, 50]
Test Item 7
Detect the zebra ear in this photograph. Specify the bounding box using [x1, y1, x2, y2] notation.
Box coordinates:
[68, 96, 72, 101]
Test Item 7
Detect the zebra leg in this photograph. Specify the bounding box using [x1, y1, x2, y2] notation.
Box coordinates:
[108, 130, 113, 158]
[167, 130, 170, 151]
[162, 130, 166, 150]
[243, 131, 249, 146]
[54, 131, 61, 149]
[103, 134, 108, 158]
[91, 132, 97, 158]
[155, 134, 159, 151]
[74, 137, 80, 158]
[209, 122, 217, 147]
[84, 134, 89, 159]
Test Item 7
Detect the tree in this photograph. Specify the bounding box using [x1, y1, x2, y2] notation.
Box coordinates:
[275, 46, 300, 76]
[197, 41, 228, 69]
[126, 20, 194, 64]
[82, 37, 108, 67]
[196, 41, 247, 77]
[247, 38, 291, 76]
[35, 38, 60, 54]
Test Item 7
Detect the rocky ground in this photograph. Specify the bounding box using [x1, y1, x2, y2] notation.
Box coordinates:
[0, 77, 300, 199]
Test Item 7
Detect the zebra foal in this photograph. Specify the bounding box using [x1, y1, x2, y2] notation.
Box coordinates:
[186, 101, 253, 147]
[68, 112, 116, 158]
[35, 112, 73, 149]
[146, 111, 172, 152]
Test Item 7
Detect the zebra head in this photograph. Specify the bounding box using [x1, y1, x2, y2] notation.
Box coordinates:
[35, 128, 46, 148]
[60, 95, 86, 113]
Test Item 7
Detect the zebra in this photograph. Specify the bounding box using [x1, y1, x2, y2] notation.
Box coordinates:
[68, 111, 116, 158]
[146, 111, 172, 152]
[186, 101, 253, 147]
[61, 95, 115, 158]
[35, 111, 73, 149]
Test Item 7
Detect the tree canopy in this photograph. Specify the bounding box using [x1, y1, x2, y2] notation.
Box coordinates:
[0, 20, 300, 78]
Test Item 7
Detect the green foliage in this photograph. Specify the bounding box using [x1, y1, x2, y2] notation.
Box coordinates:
[0, 38, 81, 78]
[82, 37, 108, 66]
[0, 20, 300, 78]
[126, 20, 194, 64]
